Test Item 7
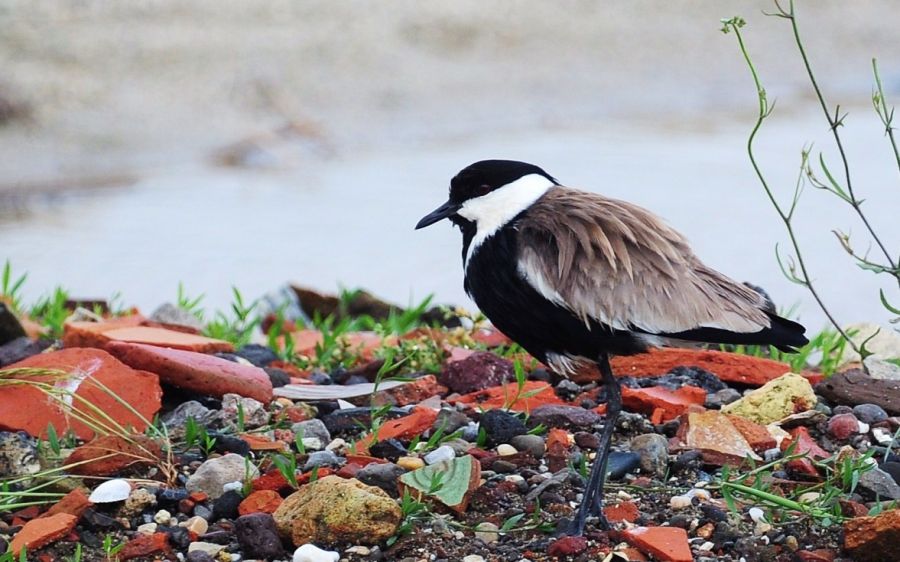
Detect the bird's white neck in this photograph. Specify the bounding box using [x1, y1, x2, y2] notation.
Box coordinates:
[459, 173, 555, 268]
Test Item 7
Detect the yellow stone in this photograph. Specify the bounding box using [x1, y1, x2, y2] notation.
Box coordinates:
[397, 456, 425, 471]
[721, 373, 816, 424]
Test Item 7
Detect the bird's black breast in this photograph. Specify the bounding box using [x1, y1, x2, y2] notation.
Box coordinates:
[463, 220, 648, 363]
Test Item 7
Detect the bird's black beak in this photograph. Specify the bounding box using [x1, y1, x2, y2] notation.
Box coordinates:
[415, 199, 461, 230]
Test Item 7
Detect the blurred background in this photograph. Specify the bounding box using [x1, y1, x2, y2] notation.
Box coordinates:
[1, 1, 898, 330]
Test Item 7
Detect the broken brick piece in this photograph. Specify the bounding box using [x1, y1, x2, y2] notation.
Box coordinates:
[66, 319, 233, 353]
[351, 407, 438, 454]
[119, 532, 171, 560]
[726, 414, 777, 453]
[610, 348, 820, 386]
[65, 434, 162, 476]
[844, 509, 900, 562]
[10, 513, 78, 556]
[673, 410, 761, 466]
[621, 385, 706, 423]
[454, 381, 565, 413]
[238, 489, 283, 515]
[604, 501, 640, 523]
[782, 426, 829, 477]
[40, 489, 92, 520]
[106, 341, 273, 403]
[622, 526, 692, 562]
[1, 348, 162, 440]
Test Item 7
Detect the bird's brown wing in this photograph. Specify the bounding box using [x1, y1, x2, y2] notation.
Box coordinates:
[516, 187, 771, 335]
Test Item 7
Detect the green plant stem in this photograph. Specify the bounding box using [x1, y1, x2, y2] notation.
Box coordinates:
[872, 59, 900, 180]
[724, 17, 859, 355]
[778, 0, 896, 272]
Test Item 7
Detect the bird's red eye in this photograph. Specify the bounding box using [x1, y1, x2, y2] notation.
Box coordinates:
[476, 184, 491, 196]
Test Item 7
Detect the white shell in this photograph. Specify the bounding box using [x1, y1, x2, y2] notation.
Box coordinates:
[88, 479, 132, 503]
[293, 544, 339, 562]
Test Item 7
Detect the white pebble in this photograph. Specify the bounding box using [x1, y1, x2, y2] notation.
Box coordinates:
[496, 444, 517, 456]
[748, 507, 767, 523]
[670, 495, 692, 509]
[89, 479, 132, 503]
[153, 509, 173, 525]
[136, 523, 157, 535]
[293, 544, 339, 562]
[301, 437, 324, 451]
[699, 541, 715, 551]
[797, 492, 820, 504]
[187, 542, 225, 556]
[503, 474, 525, 484]
[223, 481, 243, 493]
[463, 556, 486, 562]
[325, 438, 347, 452]
[424, 445, 456, 465]
[344, 546, 370, 556]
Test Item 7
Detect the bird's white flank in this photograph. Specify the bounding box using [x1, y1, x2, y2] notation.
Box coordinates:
[459, 173, 555, 268]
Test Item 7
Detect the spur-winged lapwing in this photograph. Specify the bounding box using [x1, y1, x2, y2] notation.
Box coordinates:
[416, 159, 808, 535]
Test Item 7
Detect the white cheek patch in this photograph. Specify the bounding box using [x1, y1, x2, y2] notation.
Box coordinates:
[459, 173, 554, 268]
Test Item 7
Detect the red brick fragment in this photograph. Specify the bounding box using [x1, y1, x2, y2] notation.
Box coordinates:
[622, 526, 692, 562]
[9, 513, 78, 556]
[673, 411, 761, 466]
[62, 315, 146, 348]
[796, 549, 836, 562]
[252, 469, 294, 493]
[372, 374, 447, 406]
[65, 434, 162, 476]
[239, 433, 288, 452]
[1, 348, 162, 440]
[547, 535, 588, 557]
[610, 348, 820, 386]
[40, 489, 92, 520]
[545, 428, 572, 473]
[119, 532, 171, 560]
[604, 501, 640, 523]
[351, 407, 438, 454]
[106, 341, 273, 403]
[454, 381, 565, 413]
[726, 414, 776, 453]
[782, 426, 828, 476]
[621, 385, 706, 422]
[238, 489, 283, 515]
[844, 509, 900, 562]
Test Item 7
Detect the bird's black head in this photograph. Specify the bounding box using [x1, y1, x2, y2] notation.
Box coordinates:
[415, 160, 556, 230]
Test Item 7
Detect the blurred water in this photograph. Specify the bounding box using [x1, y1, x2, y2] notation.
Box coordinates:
[1, 108, 897, 332]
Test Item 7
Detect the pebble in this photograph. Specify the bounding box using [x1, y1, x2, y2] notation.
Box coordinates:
[858, 466, 900, 500]
[473, 521, 499, 543]
[194, 504, 214, 521]
[423, 445, 456, 465]
[629, 433, 669, 477]
[827, 413, 860, 440]
[606, 451, 641, 480]
[345, 546, 371, 556]
[510, 434, 545, 458]
[181, 515, 209, 535]
[302, 450, 344, 471]
[123, 488, 158, 517]
[853, 403, 889, 424]
[357, 462, 406, 493]
[212, 490, 244, 521]
[397, 456, 425, 471]
[154, 509, 174, 525]
[187, 542, 225, 557]
[369, 438, 407, 461]
[187, 552, 215, 562]
[293, 543, 339, 562]
[463, 556, 486, 562]
[705, 387, 742, 409]
[496, 444, 517, 456]
[291, 419, 332, 446]
[136, 522, 158, 534]
[186, 454, 259, 500]
[235, 513, 284, 560]
[479, 410, 527, 444]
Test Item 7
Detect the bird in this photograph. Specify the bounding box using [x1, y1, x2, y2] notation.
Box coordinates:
[415, 159, 808, 536]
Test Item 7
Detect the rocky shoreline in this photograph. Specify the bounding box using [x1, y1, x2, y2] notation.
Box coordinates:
[1, 284, 899, 562]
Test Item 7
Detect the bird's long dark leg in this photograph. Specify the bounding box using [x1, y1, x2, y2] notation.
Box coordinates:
[569, 352, 621, 536]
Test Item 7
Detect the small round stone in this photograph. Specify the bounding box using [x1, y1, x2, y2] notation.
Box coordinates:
[496, 444, 517, 456]
[853, 404, 888, 424]
[511, 434, 545, 458]
[424, 445, 455, 465]
[397, 456, 425, 471]
[154, 509, 173, 525]
[473, 522, 499, 543]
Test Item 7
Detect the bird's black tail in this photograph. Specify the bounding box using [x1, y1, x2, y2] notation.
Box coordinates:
[657, 312, 809, 353]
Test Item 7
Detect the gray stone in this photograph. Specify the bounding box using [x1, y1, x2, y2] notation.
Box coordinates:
[356, 462, 405, 493]
[0, 337, 46, 367]
[0, 431, 39, 479]
[161, 401, 217, 428]
[510, 434, 546, 458]
[630, 433, 670, 477]
[221, 393, 270, 429]
[302, 450, 344, 471]
[529, 405, 603, 430]
[149, 302, 205, 332]
[291, 419, 331, 446]
[706, 388, 742, 409]
[480, 410, 527, 445]
[186, 453, 259, 500]
[234, 513, 285, 560]
[423, 445, 455, 465]
[853, 403, 889, 424]
[432, 408, 471, 434]
[440, 438, 474, 456]
[858, 466, 900, 500]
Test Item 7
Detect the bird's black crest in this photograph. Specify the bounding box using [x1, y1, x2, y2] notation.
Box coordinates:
[449, 160, 557, 204]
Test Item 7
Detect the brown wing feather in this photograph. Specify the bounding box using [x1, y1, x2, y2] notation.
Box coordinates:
[517, 187, 770, 334]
